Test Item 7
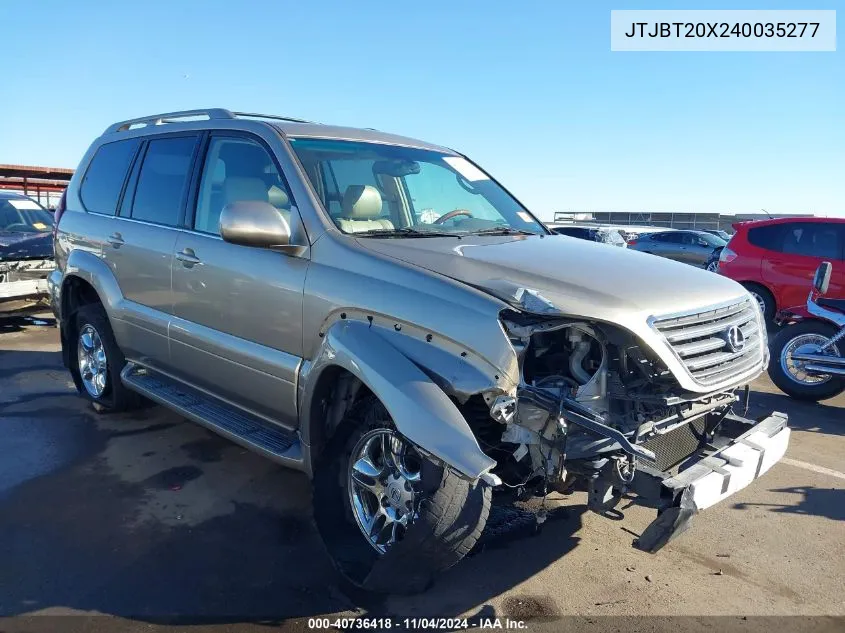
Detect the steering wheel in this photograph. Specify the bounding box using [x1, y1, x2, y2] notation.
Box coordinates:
[433, 209, 473, 225]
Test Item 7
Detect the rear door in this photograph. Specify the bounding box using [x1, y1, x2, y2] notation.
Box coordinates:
[169, 132, 308, 427]
[761, 221, 845, 308]
[104, 133, 201, 371]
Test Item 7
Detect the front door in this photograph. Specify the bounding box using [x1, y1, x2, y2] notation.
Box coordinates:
[169, 134, 308, 427]
[682, 233, 712, 267]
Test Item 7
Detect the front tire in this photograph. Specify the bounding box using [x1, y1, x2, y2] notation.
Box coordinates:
[768, 321, 844, 401]
[70, 303, 140, 413]
[313, 395, 491, 594]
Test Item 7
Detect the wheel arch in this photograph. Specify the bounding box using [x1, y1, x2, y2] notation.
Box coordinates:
[58, 249, 125, 369]
[299, 319, 498, 481]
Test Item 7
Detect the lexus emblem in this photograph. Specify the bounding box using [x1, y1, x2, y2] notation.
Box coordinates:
[725, 325, 746, 352]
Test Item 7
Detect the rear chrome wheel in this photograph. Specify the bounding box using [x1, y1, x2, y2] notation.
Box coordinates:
[77, 323, 108, 398]
[769, 321, 845, 401]
[348, 428, 422, 554]
[706, 260, 719, 273]
[71, 303, 141, 412]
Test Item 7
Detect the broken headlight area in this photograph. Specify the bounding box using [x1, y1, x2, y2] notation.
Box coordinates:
[468, 312, 789, 552]
[0, 258, 55, 283]
[477, 314, 748, 505]
[0, 258, 55, 303]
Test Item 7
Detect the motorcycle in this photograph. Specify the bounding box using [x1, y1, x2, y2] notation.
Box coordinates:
[768, 261, 845, 401]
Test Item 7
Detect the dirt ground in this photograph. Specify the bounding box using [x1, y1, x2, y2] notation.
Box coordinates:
[1, 314, 843, 632]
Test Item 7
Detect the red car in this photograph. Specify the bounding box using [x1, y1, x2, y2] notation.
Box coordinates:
[718, 217, 845, 322]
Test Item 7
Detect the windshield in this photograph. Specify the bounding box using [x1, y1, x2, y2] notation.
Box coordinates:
[699, 232, 727, 247]
[289, 138, 546, 236]
[0, 198, 53, 233]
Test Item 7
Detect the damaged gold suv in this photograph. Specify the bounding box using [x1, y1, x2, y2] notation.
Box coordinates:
[49, 109, 790, 593]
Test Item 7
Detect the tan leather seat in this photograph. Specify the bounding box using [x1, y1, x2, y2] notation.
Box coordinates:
[336, 185, 394, 234]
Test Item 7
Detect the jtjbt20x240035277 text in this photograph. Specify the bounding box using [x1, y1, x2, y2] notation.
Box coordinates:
[624, 22, 820, 39]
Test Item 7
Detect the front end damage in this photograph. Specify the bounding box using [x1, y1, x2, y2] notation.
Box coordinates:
[470, 307, 789, 552]
[0, 258, 54, 305]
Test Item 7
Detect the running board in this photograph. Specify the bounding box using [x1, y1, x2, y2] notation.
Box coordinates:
[121, 364, 304, 470]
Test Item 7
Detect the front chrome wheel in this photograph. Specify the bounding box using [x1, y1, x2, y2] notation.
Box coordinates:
[706, 260, 719, 272]
[348, 428, 422, 554]
[77, 323, 108, 398]
[780, 333, 838, 386]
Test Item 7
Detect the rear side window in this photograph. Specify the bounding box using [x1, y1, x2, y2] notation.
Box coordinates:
[655, 232, 682, 243]
[80, 139, 140, 215]
[749, 222, 842, 259]
[131, 136, 198, 226]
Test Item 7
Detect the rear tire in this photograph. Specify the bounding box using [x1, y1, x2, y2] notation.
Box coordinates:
[741, 282, 776, 323]
[70, 303, 140, 413]
[768, 321, 844, 401]
[312, 395, 491, 594]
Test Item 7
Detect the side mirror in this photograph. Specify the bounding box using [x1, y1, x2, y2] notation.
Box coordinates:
[219, 201, 291, 249]
[813, 261, 832, 295]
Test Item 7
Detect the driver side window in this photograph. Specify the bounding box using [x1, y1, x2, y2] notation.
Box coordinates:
[194, 136, 293, 235]
[404, 161, 500, 224]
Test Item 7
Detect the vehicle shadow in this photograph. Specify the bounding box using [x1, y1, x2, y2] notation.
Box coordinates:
[734, 486, 845, 522]
[0, 312, 56, 333]
[0, 346, 585, 623]
[748, 388, 844, 437]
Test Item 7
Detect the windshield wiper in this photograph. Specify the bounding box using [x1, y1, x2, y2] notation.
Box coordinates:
[468, 227, 540, 237]
[357, 227, 462, 238]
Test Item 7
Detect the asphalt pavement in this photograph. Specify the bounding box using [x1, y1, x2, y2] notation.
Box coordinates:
[1, 314, 843, 632]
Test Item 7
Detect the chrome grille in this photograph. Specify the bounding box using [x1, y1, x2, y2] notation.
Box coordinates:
[652, 298, 764, 386]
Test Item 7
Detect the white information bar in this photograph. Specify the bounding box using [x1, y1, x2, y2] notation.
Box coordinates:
[611, 10, 836, 52]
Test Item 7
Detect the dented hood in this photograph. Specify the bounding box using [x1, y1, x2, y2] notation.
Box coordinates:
[358, 234, 748, 323]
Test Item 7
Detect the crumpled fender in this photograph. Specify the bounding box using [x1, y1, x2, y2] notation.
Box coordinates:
[300, 319, 497, 480]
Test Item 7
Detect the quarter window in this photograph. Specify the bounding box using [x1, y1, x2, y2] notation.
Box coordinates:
[80, 139, 140, 215]
[131, 136, 198, 226]
[194, 137, 293, 235]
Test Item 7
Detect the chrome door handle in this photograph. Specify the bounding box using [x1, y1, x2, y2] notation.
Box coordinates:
[107, 232, 124, 248]
[176, 248, 201, 268]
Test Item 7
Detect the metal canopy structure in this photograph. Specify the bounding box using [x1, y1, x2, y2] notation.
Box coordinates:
[0, 163, 74, 207]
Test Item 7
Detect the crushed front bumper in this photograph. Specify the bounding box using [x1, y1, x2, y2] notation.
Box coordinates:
[0, 278, 50, 303]
[0, 258, 54, 304]
[630, 411, 790, 552]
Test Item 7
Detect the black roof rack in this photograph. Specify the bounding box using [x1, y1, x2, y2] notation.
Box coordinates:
[104, 108, 319, 134]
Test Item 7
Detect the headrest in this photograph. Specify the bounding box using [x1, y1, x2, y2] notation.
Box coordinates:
[218, 143, 270, 178]
[341, 185, 383, 219]
[268, 185, 290, 209]
[223, 177, 268, 205]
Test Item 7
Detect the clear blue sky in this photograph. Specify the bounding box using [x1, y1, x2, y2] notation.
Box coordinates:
[1, 0, 841, 219]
